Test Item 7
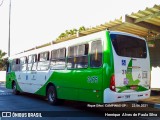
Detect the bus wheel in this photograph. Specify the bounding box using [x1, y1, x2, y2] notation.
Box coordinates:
[12, 82, 20, 95]
[47, 86, 58, 105]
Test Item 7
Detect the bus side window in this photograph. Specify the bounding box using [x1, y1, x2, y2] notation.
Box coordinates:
[37, 51, 50, 71]
[76, 44, 88, 68]
[67, 44, 88, 69]
[12, 58, 20, 71]
[50, 48, 66, 70]
[28, 55, 32, 71]
[28, 54, 37, 71]
[20, 56, 27, 71]
[67, 46, 77, 69]
[7, 61, 11, 73]
[90, 40, 102, 68]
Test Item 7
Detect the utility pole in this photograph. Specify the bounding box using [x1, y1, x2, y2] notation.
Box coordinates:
[8, 0, 11, 57]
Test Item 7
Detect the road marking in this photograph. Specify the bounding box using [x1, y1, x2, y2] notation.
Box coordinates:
[0, 90, 4, 92]
[0, 92, 12, 95]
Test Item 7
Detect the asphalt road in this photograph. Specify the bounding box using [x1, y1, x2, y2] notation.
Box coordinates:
[0, 82, 160, 120]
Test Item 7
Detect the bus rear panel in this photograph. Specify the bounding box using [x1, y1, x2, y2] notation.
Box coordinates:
[103, 31, 150, 103]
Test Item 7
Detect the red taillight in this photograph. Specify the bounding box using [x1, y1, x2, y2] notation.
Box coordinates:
[110, 75, 115, 92]
[145, 94, 148, 96]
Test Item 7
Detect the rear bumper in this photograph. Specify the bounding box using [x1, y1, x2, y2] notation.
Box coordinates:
[103, 88, 150, 103]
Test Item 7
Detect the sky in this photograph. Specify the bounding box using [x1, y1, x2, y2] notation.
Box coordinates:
[0, 0, 160, 56]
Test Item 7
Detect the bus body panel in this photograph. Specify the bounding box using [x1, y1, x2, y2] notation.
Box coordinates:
[49, 69, 103, 103]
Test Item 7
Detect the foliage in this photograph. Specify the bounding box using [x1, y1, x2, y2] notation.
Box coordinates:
[58, 26, 86, 39]
[0, 50, 7, 71]
[78, 26, 86, 32]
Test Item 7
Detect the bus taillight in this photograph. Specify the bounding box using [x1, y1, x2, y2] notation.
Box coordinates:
[145, 94, 148, 96]
[110, 75, 115, 92]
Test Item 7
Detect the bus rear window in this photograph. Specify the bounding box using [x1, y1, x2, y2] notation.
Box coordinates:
[110, 34, 147, 58]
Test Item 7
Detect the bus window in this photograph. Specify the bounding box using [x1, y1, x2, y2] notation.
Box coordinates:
[50, 48, 66, 70]
[37, 52, 49, 71]
[28, 54, 37, 71]
[68, 44, 88, 69]
[90, 40, 102, 68]
[20, 57, 27, 71]
[6, 61, 11, 73]
[12, 59, 20, 71]
[110, 34, 147, 58]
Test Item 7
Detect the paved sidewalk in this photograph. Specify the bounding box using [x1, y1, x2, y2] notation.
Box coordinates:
[0, 81, 5, 86]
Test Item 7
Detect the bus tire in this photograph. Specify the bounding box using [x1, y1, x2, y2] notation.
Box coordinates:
[12, 82, 20, 95]
[47, 86, 58, 105]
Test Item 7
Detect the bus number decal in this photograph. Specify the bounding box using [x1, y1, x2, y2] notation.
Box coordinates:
[87, 76, 98, 83]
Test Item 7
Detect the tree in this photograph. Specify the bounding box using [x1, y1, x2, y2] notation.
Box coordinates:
[79, 26, 86, 32]
[0, 50, 7, 71]
[71, 29, 78, 35]
[57, 26, 86, 40]
[58, 33, 67, 39]
[65, 30, 71, 36]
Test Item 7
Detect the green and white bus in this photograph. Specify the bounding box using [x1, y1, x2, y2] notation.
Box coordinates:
[6, 30, 150, 104]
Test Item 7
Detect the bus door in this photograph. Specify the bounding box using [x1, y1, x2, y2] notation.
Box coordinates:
[18, 57, 28, 91]
[6, 60, 12, 89]
[26, 54, 38, 93]
[26, 70, 37, 93]
[11, 59, 21, 88]
[34, 52, 50, 95]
